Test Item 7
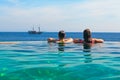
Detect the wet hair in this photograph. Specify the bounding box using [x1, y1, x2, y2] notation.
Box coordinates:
[83, 29, 92, 52]
[58, 30, 65, 39]
[83, 29, 92, 43]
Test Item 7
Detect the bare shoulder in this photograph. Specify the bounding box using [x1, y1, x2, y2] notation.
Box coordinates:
[64, 38, 73, 43]
[56, 38, 73, 43]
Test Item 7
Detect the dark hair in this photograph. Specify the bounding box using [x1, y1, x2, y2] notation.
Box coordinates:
[58, 30, 65, 39]
[83, 29, 92, 43]
[83, 29, 92, 52]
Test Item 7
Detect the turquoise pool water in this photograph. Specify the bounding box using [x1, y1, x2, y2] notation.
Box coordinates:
[0, 41, 120, 80]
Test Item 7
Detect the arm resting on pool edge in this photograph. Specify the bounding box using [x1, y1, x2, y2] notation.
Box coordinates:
[73, 39, 83, 43]
[93, 38, 104, 43]
[73, 38, 104, 43]
[47, 38, 56, 43]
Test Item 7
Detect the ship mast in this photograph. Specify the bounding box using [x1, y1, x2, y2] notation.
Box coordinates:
[32, 25, 35, 31]
[38, 27, 40, 32]
[32, 27, 34, 31]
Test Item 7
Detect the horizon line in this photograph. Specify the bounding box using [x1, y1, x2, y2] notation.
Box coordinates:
[0, 31, 120, 33]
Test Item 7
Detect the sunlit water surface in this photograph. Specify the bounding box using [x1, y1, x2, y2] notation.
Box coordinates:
[0, 41, 120, 80]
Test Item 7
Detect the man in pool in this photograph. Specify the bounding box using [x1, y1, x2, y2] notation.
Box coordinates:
[73, 29, 104, 43]
[47, 30, 73, 43]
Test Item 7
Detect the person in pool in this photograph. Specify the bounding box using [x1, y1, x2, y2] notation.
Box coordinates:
[47, 30, 73, 43]
[73, 29, 104, 43]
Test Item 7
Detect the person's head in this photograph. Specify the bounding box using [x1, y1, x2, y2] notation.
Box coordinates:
[83, 29, 92, 42]
[58, 30, 65, 39]
[83, 29, 92, 52]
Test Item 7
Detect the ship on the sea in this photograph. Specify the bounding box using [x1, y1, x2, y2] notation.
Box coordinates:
[28, 27, 42, 34]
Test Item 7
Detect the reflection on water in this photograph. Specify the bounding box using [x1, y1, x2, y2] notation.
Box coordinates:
[58, 43, 65, 52]
[84, 53, 92, 63]
[83, 43, 92, 63]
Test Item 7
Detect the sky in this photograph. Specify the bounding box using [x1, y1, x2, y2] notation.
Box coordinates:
[0, 0, 120, 32]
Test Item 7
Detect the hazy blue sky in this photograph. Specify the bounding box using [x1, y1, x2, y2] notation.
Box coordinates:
[0, 0, 120, 32]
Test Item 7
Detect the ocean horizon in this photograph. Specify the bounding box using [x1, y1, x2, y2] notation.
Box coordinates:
[0, 32, 120, 41]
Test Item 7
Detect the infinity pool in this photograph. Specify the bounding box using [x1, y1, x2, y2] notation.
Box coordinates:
[0, 41, 120, 80]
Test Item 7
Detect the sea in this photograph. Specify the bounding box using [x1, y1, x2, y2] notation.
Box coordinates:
[0, 32, 120, 41]
[0, 32, 120, 80]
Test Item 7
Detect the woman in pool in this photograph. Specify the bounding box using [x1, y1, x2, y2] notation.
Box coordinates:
[74, 29, 104, 43]
[74, 29, 104, 53]
[47, 30, 73, 43]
